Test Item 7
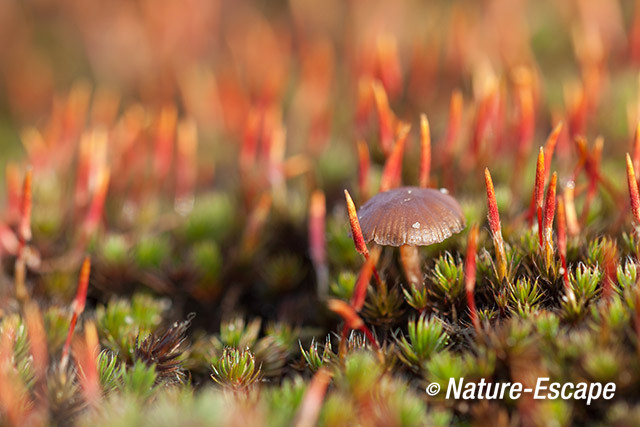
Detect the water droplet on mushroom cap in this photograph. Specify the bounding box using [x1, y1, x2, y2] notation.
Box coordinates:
[357, 186, 465, 246]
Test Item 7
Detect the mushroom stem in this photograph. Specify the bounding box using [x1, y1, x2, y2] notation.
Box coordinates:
[400, 244, 422, 288]
[369, 244, 382, 265]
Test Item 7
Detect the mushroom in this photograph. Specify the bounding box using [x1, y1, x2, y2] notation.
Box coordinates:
[357, 186, 465, 288]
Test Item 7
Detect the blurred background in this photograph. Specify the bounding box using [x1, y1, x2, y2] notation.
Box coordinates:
[0, 0, 637, 165]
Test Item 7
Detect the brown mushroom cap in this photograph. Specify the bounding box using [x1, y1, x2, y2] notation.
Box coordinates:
[358, 186, 466, 246]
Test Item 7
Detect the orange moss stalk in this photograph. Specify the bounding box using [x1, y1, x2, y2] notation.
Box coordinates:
[627, 153, 640, 224]
[471, 88, 498, 164]
[556, 196, 569, 280]
[24, 302, 49, 392]
[515, 73, 535, 162]
[566, 83, 587, 139]
[375, 35, 403, 99]
[572, 137, 622, 225]
[534, 150, 546, 226]
[242, 194, 272, 255]
[564, 181, 581, 236]
[61, 256, 91, 370]
[601, 245, 618, 302]
[294, 368, 332, 427]
[484, 168, 507, 281]
[268, 123, 287, 203]
[464, 224, 479, 331]
[528, 147, 545, 238]
[61, 82, 92, 144]
[309, 191, 328, 298]
[74, 131, 107, 213]
[72, 322, 100, 406]
[350, 256, 376, 312]
[260, 109, 281, 166]
[356, 139, 370, 200]
[327, 299, 378, 349]
[355, 77, 374, 132]
[571, 137, 588, 182]
[153, 106, 178, 183]
[556, 195, 572, 297]
[379, 122, 411, 192]
[542, 172, 558, 269]
[82, 167, 111, 241]
[344, 189, 383, 286]
[74, 133, 93, 210]
[269, 121, 287, 175]
[527, 125, 562, 229]
[419, 114, 431, 188]
[239, 108, 261, 172]
[543, 123, 562, 174]
[18, 169, 32, 243]
[344, 189, 368, 256]
[15, 169, 32, 302]
[372, 80, 396, 156]
[407, 39, 439, 101]
[302, 40, 334, 154]
[442, 90, 463, 189]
